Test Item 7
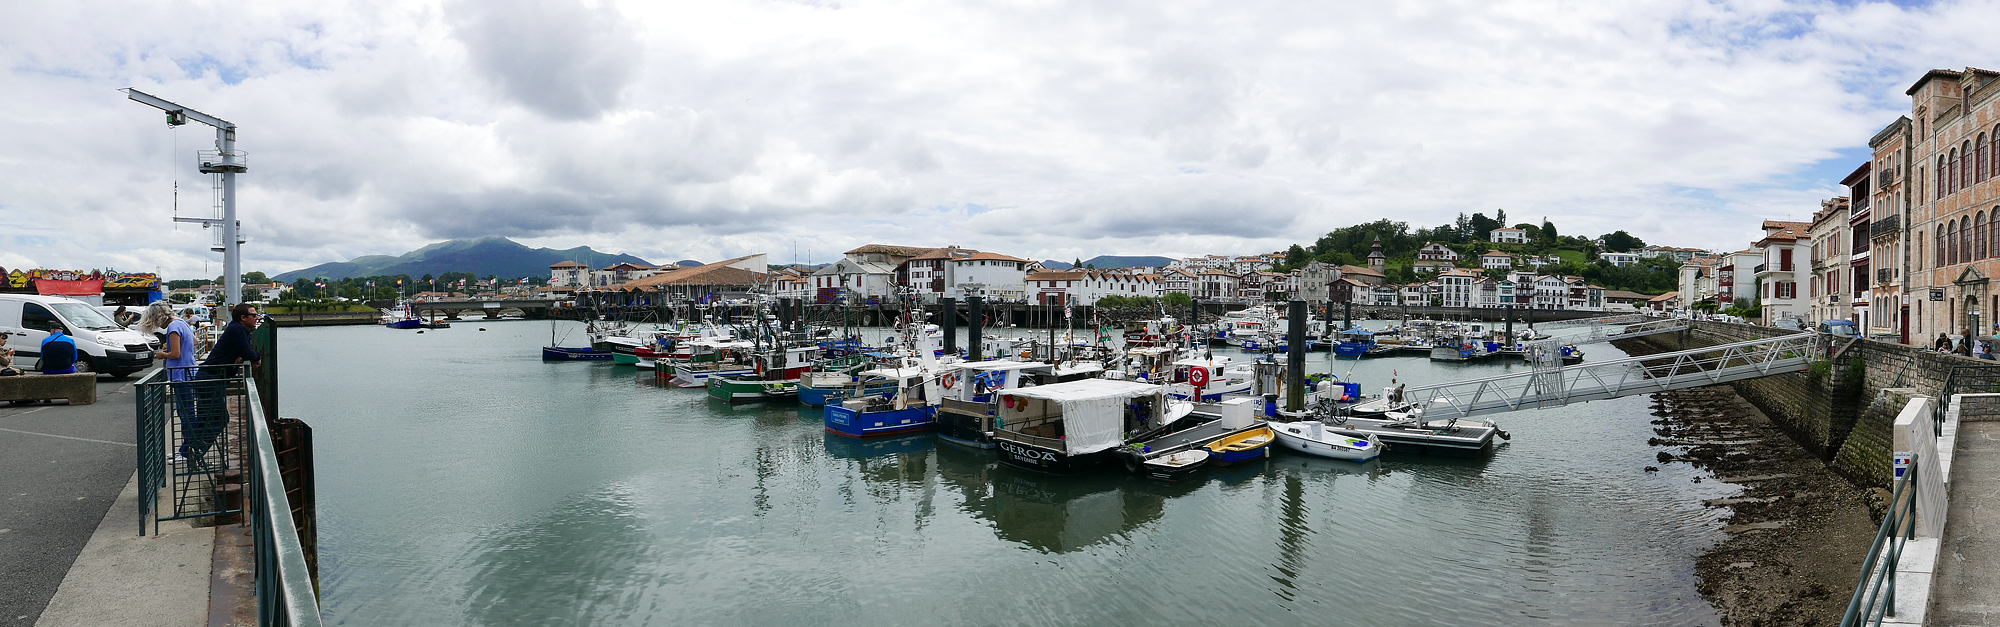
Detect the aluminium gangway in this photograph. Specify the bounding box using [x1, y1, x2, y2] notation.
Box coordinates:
[1399, 331, 1821, 419]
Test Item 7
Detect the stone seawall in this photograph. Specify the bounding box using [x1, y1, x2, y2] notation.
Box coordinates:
[1626, 321, 1989, 489]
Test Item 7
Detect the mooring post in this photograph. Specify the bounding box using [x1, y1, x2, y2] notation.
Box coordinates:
[1287, 300, 1307, 412]
[967, 295, 984, 362]
[1505, 305, 1515, 348]
[941, 297, 958, 356]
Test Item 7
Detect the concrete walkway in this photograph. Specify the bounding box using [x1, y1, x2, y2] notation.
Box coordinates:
[0, 372, 210, 627]
[1933, 418, 2000, 626]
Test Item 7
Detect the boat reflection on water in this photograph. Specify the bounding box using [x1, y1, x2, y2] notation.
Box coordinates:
[934, 445, 1213, 554]
[820, 431, 937, 460]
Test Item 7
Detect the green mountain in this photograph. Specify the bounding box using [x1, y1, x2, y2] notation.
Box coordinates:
[273, 237, 655, 282]
[1040, 256, 1175, 270]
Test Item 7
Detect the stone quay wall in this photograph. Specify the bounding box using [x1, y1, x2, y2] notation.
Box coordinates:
[1629, 321, 1990, 488]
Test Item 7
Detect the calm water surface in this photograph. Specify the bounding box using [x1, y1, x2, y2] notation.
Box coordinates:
[282, 320, 1735, 626]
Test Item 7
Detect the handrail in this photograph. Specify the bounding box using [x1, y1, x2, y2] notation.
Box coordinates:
[245, 383, 324, 626]
[1839, 455, 1920, 627]
[1400, 332, 1819, 419]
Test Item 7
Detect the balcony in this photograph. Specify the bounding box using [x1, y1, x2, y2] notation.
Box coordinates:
[1876, 267, 1898, 283]
[1753, 263, 1767, 274]
[1871, 215, 1901, 237]
[1877, 170, 1895, 187]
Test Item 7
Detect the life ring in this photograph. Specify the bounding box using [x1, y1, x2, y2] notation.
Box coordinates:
[1020, 349, 1032, 360]
[1189, 367, 1210, 388]
[941, 372, 959, 389]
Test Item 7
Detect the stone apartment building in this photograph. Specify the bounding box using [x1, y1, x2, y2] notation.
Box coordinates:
[1905, 68, 2000, 343]
[1807, 197, 1855, 326]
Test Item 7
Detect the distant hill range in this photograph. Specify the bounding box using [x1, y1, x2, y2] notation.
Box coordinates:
[1039, 255, 1174, 271]
[273, 237, 656, 282]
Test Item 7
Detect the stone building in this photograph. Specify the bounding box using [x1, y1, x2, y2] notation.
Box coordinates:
[1807, 197, 1853, 326]
[1905, 68, 2000, 343]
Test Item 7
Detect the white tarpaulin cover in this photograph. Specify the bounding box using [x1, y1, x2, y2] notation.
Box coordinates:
[1007, 379, 1165, 455]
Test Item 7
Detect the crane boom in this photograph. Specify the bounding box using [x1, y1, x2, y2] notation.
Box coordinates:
[124, 88, 246, 307]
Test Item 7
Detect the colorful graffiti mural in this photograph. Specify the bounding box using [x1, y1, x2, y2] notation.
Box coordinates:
[0, 267, 159, 291]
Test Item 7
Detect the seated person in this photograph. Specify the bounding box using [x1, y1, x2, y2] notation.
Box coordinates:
[39, 329, 79, 375]
[0, 334, 18, 376]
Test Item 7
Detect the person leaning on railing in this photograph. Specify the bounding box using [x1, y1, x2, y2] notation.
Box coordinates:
[142, 302, 203, 463]
[180, 303, 263, 470]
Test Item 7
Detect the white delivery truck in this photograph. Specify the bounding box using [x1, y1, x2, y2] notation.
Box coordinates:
[0, 294, 160, 377]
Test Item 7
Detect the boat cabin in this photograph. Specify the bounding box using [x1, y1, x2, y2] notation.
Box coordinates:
[992, 379, 1173, 473]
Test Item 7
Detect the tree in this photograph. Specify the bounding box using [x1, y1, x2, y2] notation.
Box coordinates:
[168, 292, 195, 304]
[242, 271, 270, 285]
[1600, 230, 1645, 253]
[1285, 244, 1309, 268]
[1540, 219, 1559, 243]
[1163, 292, 1194, 307]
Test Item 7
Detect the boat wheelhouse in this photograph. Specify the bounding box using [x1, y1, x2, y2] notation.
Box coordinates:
[823, 366, 942, 438]
[934, 360, 1059, 449]
[706, 346, 819, 401]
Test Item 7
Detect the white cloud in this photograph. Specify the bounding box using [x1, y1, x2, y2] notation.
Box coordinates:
[1, 0, 1995, 278]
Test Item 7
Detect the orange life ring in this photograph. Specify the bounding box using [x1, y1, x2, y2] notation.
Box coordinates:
[942, 372, 959, 389]
[1189, 367, 1210, 388]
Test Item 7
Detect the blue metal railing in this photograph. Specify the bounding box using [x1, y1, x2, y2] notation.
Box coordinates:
[1839, 455, 1921, 627]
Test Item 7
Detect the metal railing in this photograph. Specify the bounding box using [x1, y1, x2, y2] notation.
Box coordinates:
[1872, 215, 1902, 237]
[1935, 365, 2000, 434]
[137, 364, 250, 533]
[245, 384, 324, 627]
[135, 364, 321, 626]
[1400, 332, 1820, 419]
[1839, 454, 1920, 627]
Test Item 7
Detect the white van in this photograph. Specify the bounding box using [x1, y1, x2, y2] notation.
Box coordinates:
[0, 294, 159, 377]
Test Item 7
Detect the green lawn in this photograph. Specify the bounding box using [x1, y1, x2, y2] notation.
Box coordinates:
[1549, 249, 1585, 264]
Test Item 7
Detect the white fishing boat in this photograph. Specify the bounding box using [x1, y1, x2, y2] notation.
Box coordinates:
[1269, 421, 1384, 462]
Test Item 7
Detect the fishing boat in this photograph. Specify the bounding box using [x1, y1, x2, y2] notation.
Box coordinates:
[992, 379, 1175, 474]
[706, 346, 817, 401]
[1270, 421, 1384, 462]
[1121, 316, 1181, 348]
[823, 366, 941, 438]
[1331, 328, 1375, 359]
[795, 353, 879, 407]
[1205, 425, 1275, 464]
[667, 347, 755, 388]
[934, 360, 1060, 448]
[542, 346, 612, 361]
[541, 319, 610, 361]
[1162, 356, 1251, 402]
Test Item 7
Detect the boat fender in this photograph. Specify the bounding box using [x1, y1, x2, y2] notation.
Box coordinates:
[1497, 429, 1512, 441]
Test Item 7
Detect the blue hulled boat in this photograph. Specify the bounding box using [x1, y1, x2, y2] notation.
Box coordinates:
[824, 367, 940, 438]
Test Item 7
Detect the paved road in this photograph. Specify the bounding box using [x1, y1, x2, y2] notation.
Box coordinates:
[1933, 419, 2000, 626]
[0, 374, 149, 627]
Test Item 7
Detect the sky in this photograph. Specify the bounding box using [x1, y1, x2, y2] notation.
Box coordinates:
[2, 0, 1997, 279]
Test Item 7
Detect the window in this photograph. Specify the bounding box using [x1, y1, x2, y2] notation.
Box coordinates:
[1980, 134, 1990, 183]
[1940, 156, 1948, 198]
[1965, 141, 1976, 188]
[1981, 211, 1990, 260]
[22, 303, 62, 333]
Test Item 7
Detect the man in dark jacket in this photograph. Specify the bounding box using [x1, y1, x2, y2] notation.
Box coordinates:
[181, 304, 262, 469]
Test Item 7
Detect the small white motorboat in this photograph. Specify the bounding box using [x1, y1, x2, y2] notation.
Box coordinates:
[1139, 449, 1211, 482]
[1270, 421, 1384, 462]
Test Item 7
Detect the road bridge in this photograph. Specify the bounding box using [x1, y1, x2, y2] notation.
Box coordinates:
[1401, 331, 1820, 420]
[410, 298, 563, 320]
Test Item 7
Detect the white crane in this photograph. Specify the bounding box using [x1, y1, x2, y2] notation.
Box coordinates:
[123, 88, 248, 307]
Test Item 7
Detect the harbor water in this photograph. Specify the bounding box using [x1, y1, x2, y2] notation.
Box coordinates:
[284, 320, 1737, 626]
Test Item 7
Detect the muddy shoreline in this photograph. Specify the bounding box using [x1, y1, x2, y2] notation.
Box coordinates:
[1618, 340, 1880, 626]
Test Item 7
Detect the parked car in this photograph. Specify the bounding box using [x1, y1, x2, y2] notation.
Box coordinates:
[1772, 318, 1804, 330]
[1817, 320, 1861, 338]
[0, 294, 160, 377]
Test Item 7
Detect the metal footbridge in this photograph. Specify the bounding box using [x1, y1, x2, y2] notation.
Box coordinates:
[1402, 331, 1820, 419]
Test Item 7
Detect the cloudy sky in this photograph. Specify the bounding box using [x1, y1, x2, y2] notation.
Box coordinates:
[1, 0, 1993, 278]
